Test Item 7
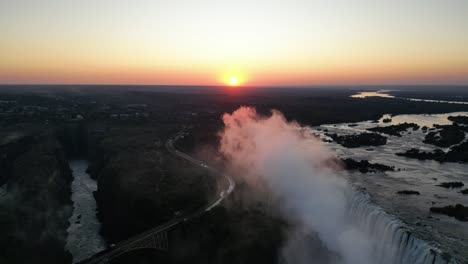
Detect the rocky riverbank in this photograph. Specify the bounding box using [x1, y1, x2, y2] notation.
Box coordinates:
[341, 158, 395, 173]
[367, 122, 420, 137]
[313, 111, 468, 262]
[88, 126, 216, 243]
[325, 132, 387, 148]
[423, 124, 467, 147]
[0, 133, 73, 264]
[396, 141, 468, 163]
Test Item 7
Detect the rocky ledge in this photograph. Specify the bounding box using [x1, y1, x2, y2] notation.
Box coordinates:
[437, 182, 464, 188]
[423, 124, 466, 148]
[326, 132, 387, 148]
[396, 141, 468, 163]
[448, 115, 468, 125]
[367, 122, 419, 137]
[341, 158, 394, 173]
[0, 134, 73, 264]
[396, 190, 420, 195]
[430, 204, 468, 221]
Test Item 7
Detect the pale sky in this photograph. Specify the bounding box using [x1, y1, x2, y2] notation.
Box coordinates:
[1, 0, 467, 86]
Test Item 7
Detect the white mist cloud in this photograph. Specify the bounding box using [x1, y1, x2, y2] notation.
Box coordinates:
[218, 106, 375, 264]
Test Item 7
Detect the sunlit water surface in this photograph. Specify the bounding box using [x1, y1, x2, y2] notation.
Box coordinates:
[351, 91, 395, 98]
[351, 90, 468, 105]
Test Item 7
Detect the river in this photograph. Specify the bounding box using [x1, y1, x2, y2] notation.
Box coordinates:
[351, 90, 468, 105]
[66, 160, 106, 263]
[312, 111, 468, 263]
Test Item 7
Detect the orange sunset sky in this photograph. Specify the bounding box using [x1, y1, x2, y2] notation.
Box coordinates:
[1, 0, 467, 86]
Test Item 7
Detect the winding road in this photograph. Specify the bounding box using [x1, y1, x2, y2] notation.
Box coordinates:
[79, 131, 235, 264]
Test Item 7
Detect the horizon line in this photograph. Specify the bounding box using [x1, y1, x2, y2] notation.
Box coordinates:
[1, 83, 468, 88]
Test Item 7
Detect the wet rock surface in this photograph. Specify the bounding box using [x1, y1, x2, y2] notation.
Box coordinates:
[326, 132, 387, 148]
[396, 148, 444, 160]
[430, 204, 468, 221]
[443, 141, 468, 163]
[367, 122, 420, 137]
[437, 182, 464, 188]
[341, 158, 394, 173]
[315, 111, 468, 263]
[423, 124, 466, 148]
[448, 115, 468, 125]
[396, 141, 468, 163]
[397, 190, 421, 195]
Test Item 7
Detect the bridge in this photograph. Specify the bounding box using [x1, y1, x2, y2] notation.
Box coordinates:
[78, 131, 235, 264]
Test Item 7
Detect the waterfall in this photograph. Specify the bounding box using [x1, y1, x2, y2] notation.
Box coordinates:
[347, 191, 456, 264]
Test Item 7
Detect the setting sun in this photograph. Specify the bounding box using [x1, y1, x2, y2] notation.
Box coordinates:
[1, 0, 467, 86]
[220, 71, 247, 86]
[229, 76, 239, 86]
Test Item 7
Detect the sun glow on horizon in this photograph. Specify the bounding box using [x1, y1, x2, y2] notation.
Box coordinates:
[220, 70, 247, 86]
[229, 76, 239, 86]
[1, 0, 468, 85]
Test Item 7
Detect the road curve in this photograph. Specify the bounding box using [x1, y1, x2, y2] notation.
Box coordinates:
[79, 131, 235, 264]
[166, 131, 236, 214]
